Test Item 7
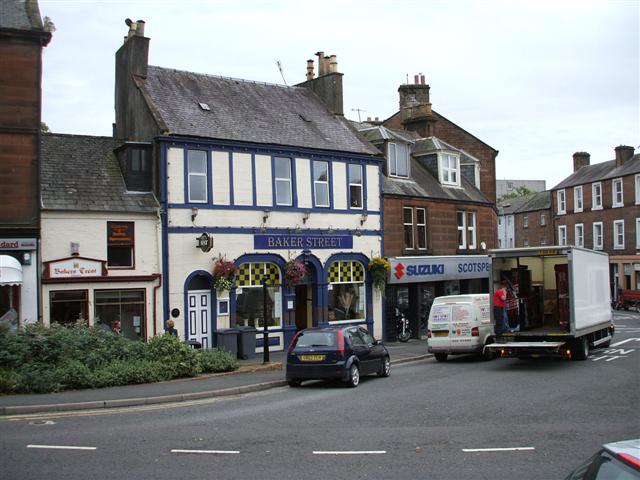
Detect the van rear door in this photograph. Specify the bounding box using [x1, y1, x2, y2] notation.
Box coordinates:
[429, 304, 452, 350]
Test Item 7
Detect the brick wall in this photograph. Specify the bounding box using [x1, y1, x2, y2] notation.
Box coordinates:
[384, 196, 497, 257]
[514, 209, 554, 247]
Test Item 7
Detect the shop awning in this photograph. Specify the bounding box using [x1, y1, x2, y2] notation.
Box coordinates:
[0, 255, 22, 286]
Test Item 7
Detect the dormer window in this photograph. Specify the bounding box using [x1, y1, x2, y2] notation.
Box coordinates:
[439, 153, 460, 186]
[388, 142, 409, 178]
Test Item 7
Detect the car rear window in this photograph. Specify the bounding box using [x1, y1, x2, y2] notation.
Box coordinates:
[295, 332, 336, 347]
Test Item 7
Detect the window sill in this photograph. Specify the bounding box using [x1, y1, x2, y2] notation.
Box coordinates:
[591, 206, 603, 211]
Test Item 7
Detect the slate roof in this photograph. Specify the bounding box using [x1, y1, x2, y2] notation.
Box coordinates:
[553, 154, 640, 189]
[498, 191, 551, 215]
[412, 137, 481, 165]
[41, 134, 158, 213]
[139, 66, 380, 157]
[355, 124, 418, 144]
[0, 0, 44, 30]
[383, 158, 490, 204]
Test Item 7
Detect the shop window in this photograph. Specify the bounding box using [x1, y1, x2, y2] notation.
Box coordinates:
[348, 164, 363, 209]
[187, 149, 208, 203]
[327, 260, 366, 322]
[416, 208, 427, 250]
[403, 207, 414, 250]
[235, 262, 282, 329]
[94, 289, 145, 341]
[50, 290, 88, 326]
[107, 222, 134, 268]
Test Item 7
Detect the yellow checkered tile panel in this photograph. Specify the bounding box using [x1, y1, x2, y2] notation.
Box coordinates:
[328, 260, 365, 283]
[236, 262, 281, 287]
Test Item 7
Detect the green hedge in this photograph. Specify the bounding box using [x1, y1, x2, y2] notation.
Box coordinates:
[0, 323, 239, 394]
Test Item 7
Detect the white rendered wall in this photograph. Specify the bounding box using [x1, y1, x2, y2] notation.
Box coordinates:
[212, 151, 230, 205]
[332, 162, 347, 210]
[232, 152, 253, 205]
[255, 154, 273, 207]
[296, 158, 311, 209]
[366, 165, 380, 212]
[167, 147, 184, 204]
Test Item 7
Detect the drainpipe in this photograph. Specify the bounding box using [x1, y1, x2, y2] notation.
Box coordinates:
[152, 273, 162, 337]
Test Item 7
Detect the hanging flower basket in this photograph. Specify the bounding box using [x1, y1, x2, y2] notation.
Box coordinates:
[284, 259, 306, 286]
[212, 255, 237, 292]
[368, 257, 390, 294]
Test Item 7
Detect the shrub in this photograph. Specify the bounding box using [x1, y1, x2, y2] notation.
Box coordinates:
[92, 360, 172, 388]
[197, 348, 239, 373]
[146, 334, 200, 377]
[0, 368, 20, 394]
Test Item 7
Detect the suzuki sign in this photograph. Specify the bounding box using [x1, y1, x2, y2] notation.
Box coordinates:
[388, 255, 490, 284]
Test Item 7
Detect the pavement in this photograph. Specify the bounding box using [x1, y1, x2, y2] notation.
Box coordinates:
[0, 339, 431, 416]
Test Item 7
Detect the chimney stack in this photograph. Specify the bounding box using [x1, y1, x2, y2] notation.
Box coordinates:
[296, 50, 343, 116]
[572, 152, 590, 172]
[398, 73, 437, 136]
[615, 145, 634, 167]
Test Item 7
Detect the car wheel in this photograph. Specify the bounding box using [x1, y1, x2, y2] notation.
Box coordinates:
[288, 379, 302, 387]
[434, 353, 448, 362]
[572, 337, 589, 361]
[378, 356, 391, 377]
[346, 363, 360, 388]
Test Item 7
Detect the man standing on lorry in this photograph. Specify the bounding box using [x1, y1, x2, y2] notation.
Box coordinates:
[493, 280, 509, 336]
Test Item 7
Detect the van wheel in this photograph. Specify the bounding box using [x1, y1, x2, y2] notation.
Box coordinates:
[434, 353, 448, 362]
[572, 337, 589, 361]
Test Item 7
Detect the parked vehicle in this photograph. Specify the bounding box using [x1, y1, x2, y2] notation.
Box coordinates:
[396, 308, 411, 343]
[285, 326, 390, 388]
[484, 246, 614, 360]
[564, 438, 640, 479]
[615, 290, 640, 312]
[427, 294, 494, 362]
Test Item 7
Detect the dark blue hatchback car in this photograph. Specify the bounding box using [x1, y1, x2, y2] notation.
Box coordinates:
[285, 326, 390, 388]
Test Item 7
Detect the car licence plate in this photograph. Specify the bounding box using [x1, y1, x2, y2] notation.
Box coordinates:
[433, 331, 449, 337]
[299, 354, 325, 361]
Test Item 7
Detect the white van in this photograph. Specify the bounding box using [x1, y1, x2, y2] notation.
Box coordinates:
[427, 294, 494, 362]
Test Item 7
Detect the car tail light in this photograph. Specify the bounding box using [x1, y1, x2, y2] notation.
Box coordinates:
[427, 329, 432, 338]
[471, 327, 479, 337]
[337, 329, 345, 355]
[287, 331, 302, 354]
[618, 453, 640, 469]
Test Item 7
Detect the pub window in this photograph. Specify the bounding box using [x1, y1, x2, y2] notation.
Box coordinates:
[348, 164, 363, 209]
[107, 221, 134, 268]
[187, 149, 208, 203]
[274, 157, 293, 206]
[327, 261, 366, 323]
[403, 207, 414, 250]
[235, 262, 282, 329]
[313, 160, 330, 207]
[50, 290, 88, 326]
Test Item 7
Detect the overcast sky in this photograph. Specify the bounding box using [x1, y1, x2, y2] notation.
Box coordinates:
[39, 0, 639, 188]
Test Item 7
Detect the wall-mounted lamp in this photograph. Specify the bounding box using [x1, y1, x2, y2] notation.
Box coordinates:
[360, 213, 368, 226]
[191, 207, 199, 222]
[354, 227, 362, 237]
[262, 210, 271, 224]
[327, 225, 334, 234]
[302, 211, 311, 224]
[70, 242, 80, 256]
[295, 224, 302, 233]
[480, 241, 487, 251]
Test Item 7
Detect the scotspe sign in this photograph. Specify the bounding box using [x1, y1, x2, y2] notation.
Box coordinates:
[389, 255, 490, 284]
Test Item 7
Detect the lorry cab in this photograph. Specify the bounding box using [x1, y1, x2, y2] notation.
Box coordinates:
[427, 294, 494, 362]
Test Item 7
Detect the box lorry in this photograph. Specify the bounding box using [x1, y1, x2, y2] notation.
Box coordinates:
[483, 246, 614, 360]
[427, 294, 494, 362]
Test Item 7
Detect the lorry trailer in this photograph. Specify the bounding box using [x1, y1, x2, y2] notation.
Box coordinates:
[484, 246, 614, 360]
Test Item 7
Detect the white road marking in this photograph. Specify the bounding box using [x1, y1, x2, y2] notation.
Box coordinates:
[313, 450, 386, 455]
[171, 449, 240, 455]
[462, 447, 535, 452]
[610, 338, 640, 347]
[27, 444, 96, 451]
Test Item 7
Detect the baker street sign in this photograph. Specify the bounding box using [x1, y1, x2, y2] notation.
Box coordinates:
[254, 234, 353, 250]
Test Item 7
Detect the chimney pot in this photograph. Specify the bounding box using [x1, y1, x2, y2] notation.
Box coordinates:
[414, 74, 419, 84]
[316, 51, 325, 75]
[572, 152, 590, 172]
[306, 59, 315, 81]
[420, 74, 426, 85]
[329, 54, 338, 73]
[136, 19, 145, 36]
[615, 145, 634, 167]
